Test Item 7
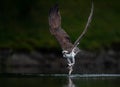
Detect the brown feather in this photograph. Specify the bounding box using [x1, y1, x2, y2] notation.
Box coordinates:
[48, 4, 74, 52]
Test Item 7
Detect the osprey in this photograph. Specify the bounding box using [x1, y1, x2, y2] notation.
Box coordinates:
[48, 3, 94, 75]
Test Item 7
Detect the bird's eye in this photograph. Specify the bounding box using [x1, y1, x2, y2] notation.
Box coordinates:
[63, 52, 66, 54]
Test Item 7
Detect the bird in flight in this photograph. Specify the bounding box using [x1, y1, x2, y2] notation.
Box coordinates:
[48, 3, 94, 75]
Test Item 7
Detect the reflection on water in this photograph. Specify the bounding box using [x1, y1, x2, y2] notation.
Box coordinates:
[64, 77, 75, 87]
[0, 74, 120, 87]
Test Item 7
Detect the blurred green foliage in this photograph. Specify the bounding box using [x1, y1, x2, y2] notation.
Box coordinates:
[0, 0, 119, 51]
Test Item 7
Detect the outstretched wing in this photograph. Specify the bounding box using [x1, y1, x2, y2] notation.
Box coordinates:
[48, 4, 74, 52]
[73, 2, 94, 48]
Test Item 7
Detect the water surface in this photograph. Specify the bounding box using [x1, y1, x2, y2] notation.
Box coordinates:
[0, 74, 120, 87]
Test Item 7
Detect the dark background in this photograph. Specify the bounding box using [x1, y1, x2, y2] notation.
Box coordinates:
[0, 0, 120, 74]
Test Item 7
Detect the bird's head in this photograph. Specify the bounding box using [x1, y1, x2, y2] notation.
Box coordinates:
[62, 50, 71, 58]
[62, 50, 72, 58]
[62, 49, 78, 58]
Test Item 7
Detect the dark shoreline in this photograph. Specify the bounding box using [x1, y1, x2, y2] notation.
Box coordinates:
[0, 48, 120, 74]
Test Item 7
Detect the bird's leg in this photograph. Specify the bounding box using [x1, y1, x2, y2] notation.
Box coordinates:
[67, 57, 75, 66]
[67, 58, 72, 66]
[67, 58, 73, 75]
[67, 57, 75, 75]
[68, 65, 73, 75]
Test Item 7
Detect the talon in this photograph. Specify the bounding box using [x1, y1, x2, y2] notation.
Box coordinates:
[68, 63, 72, 66]
[68, 63, 74, 75]
[68, 66, 73, 75]
[68, 63, 74, 66]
